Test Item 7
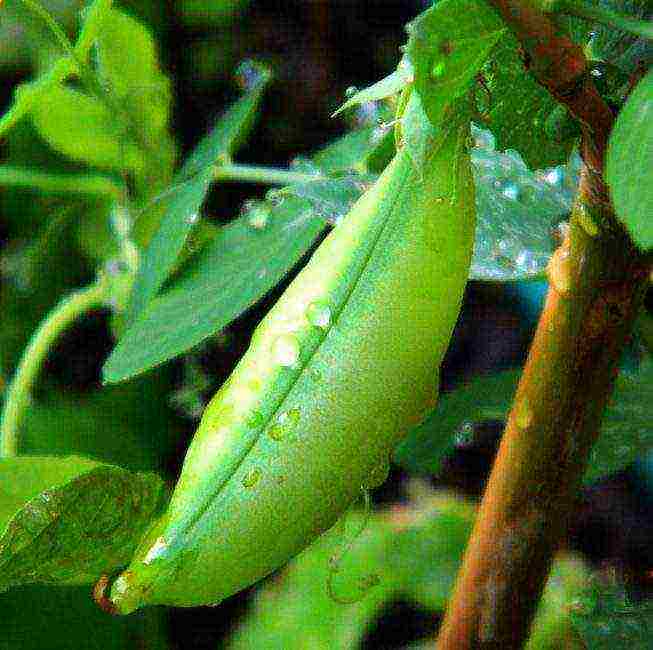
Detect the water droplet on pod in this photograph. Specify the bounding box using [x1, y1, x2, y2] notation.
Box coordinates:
[185, 211, 200, 225]
[246, 202, 271, 230]
[345, 85, 359, 99]
[242, 467, 262, 488]
[306, 301, 332, 329]
[272, 334, 300, 367]
[431, 60, 446, 79]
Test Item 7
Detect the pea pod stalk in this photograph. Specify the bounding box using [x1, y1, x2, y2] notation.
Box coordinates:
[109, 106, 476, 613]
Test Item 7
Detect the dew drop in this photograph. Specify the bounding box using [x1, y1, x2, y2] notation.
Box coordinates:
[306, 301, 332, 329]
[268, 423, 285, 441]
[544, 167, 563, 186]
[286, 406, 301, 424]
[515, 398, 533, 430]
[455, 421, 474, 447]
[272, 334, 300, 367]
[310, 368, 323, 383]
[576, 203, 599, 237]
[246, 410, 264, 429]
[246, 203, 271, 230]
[547, 246, 573, 296]
[185, 211, 200, 225]
[143, 537, 168, 565]
[235, 59, 270, 91]
[266, 188, 285, 207]
[364, 461, 390, 489]
[502, 182, 520, 200]
[242, 467, 262, 488]
[345, 85, 359, 99]
[431, 60, 446, 79]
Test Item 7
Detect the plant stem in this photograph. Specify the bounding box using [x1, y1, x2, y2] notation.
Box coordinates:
[213, 163, 322, 186]
[0, 280, 109, 458]
[549, 0, 653, 40]
[436, 2, 650, 648]
[0, 167, 125, 199]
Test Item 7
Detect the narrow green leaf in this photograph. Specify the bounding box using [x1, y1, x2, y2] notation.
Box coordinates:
[74, 0, 114, 59]
[30, 85, 143, 172]
[332, 57, 413, 117]
[606, 68, 653, 251]
[406, 0, 505, 129]
[127, 66, 271, 320]
[103, 196, 325, 383]
[0, 456, 167, 593]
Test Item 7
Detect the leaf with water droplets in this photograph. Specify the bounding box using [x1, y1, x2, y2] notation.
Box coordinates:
[128, 65, 272, 320]
[606, 68, 653, 251]
[103, 196, 325, 383]
[406, 0, 505, 129]
[471, 129, 578, 281]
[0, 456, 167, 593]
[482, 34, 578, 169]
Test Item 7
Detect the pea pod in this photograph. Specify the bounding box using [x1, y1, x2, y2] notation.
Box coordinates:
[109, 103, 476, 613]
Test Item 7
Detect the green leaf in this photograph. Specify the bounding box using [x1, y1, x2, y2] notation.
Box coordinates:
[95, 7, 173, 141]
[127, 65, 272, 320]
[103, 196, 325, 383]
[0, 57, 77, 139]
[585, 360, 653, 483]
[406, 0, 505, 130]
[470, 128, 577, 281]
[312, 125, 395, 175]
[395, 360, 653, 483]
[227, 493, 476, 649]
[332, 57, 413, 117]
[227, 490, 591, 649]
[74, 0, 114, 60]
[483, 34, 577, 168]
[30, 85, 143, 172]
[0, 456, 167, 593]
[394, 370, 520, 476]
[606, 68, 653, 251]
[570, 577, 653, 648]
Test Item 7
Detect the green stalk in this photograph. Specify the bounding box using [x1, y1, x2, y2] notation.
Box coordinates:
[0, 280, 109, 458]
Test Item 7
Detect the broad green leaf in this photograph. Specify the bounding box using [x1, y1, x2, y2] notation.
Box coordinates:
[95, 7, 173, 142]
[332, 57, 413, 117]
[103, 196, 325, 383]
[570, 577, 653, 648]
[606, 68, 653, 251]
[0, 456, 167, 593]
[406, 0, 505, 129]
[0, 57, 76, 139]
[30, 85, 144, 172]
[127, 64, 272, 320]
[470, 128, 577, 281]
[483, 34, 577, 168]
[395, 360, 653, 483]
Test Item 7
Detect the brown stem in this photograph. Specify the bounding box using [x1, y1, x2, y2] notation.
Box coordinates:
[436, 2, 650, 648]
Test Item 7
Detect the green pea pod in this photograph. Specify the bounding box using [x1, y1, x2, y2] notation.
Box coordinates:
[109, 106, 476, 613]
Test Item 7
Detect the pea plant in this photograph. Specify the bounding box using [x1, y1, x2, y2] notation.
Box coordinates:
[0, 0, 651, 648]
